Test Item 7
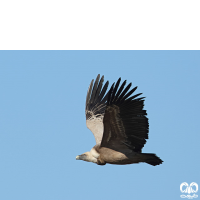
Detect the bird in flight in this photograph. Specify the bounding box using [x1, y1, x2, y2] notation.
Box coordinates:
[76, 74, 163, 166]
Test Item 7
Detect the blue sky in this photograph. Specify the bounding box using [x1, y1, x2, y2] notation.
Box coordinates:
[0, 51, 199, 200]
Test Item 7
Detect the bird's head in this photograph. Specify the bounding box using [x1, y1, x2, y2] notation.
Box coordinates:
[76, 152, 97, 163]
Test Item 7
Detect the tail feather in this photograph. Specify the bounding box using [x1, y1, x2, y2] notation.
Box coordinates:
[141, 153, 163, 166]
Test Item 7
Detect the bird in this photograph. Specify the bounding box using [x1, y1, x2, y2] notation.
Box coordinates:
[76, 74, 163, 166]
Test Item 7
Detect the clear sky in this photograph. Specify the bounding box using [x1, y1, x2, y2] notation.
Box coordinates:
[0, 51, 199, 200]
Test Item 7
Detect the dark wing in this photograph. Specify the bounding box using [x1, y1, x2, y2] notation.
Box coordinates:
[85, 74, 109, 144]
[100, 78, 149, 152]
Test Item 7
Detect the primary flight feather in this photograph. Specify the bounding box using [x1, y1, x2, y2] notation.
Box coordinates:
[76, 74, 163, 166]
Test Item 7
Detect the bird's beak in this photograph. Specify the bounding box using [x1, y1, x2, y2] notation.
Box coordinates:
[76, 155, 80, 160]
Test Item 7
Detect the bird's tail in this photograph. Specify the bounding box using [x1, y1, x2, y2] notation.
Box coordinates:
[141, 153, 163, 166]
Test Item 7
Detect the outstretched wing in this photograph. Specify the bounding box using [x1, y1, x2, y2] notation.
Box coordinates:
[101, 78, 149, 152]
[85, 74, 109, 145]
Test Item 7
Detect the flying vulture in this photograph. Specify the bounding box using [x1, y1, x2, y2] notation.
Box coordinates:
[76, 74, 163, 166]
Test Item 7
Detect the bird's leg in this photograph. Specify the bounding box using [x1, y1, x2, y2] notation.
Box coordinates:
[96, 157, 106, 165]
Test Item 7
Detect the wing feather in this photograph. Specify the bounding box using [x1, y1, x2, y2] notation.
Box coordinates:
[97, 81, 109, 103]
[90, 74, 100, 105]
[114, 80, 126, 99]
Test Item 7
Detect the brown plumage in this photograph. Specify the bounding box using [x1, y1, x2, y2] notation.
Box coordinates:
[76, 74, 163, 166]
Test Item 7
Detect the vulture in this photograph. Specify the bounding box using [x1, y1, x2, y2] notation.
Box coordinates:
[76, 74, 163, 166]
